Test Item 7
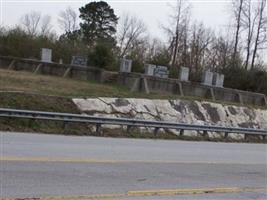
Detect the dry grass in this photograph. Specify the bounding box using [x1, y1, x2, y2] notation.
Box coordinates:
[0, 69, 132, 97]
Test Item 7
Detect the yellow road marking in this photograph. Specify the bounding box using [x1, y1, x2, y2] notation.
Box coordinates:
[0, 156, 260, 165]
[1, 187, 266, 200]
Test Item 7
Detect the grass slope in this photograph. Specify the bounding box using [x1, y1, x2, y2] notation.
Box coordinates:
[0, 69, 264, 142]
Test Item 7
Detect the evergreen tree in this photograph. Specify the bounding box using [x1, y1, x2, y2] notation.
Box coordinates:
[79, 1, 118, 45]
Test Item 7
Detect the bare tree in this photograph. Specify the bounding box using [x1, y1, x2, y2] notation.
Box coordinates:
[40, 15, 52, 36]
[189, 22, 214, 73]
[58, 7, 78, 33]
[241, 0, 257, 70]
[165, 0, 191, 69]
[20, 11, 41, 36]
[251, 0, 267, 69]
[117, 13, 147, 58]
[232, 0, 245, 64]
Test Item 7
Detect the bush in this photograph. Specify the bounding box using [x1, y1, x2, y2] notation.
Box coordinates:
[222, 67, 267, 95]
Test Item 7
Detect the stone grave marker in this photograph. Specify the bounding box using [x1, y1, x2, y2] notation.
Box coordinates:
[120, 59, 132, 73]
[41, 48, 52, 63]
[145, 64, 156, 76]
[179, 67, 190, 82]
[71, 56, 88, 66]
[213, 73, 224, 87]
[154, 66, 169, 78]
[202, 71, 213, 86]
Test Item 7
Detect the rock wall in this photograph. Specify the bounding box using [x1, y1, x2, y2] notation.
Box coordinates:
[72, 98, 267, 139]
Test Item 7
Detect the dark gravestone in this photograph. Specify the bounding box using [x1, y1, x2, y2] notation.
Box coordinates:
[71, 56, 88, 66]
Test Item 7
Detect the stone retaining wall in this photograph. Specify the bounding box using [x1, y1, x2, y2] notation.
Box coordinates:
[73, 97, 267, 139]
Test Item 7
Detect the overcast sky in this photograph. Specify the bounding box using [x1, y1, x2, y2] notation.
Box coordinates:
[1, 0, 232, 39]
[1, 0, 266, 63]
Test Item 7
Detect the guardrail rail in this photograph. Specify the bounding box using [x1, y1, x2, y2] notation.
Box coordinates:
[0, 108, 266, 140]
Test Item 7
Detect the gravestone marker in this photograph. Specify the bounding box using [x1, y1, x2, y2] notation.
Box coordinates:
[154, 66, 169, 78]
[145, 64, 156, 76]
[41, 48, 52, 63]
[179, 67, 190, 82]
[71, 56, 88, 66]
[120, 59, 132, 73]
[213, 73, 224, 87]
[202, 71, 213, 86]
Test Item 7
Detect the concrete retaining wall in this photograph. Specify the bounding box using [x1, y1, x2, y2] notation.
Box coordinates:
[118, 73, 266, 107]
[0, 55, 266, 107]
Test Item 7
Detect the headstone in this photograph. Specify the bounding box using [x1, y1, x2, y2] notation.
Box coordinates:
[71, 56, 87, 66]
[120, 59, 132, 73]
[145, 64, 156, 76]
[179, 67, 190, 82]
[154, 66, 169, 78]
[213, 73, 224, 87]
[41, 48, 52, 63]
[202, 71, 213, 86]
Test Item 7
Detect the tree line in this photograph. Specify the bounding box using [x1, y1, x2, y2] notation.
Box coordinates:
[0, 0, 266, 94]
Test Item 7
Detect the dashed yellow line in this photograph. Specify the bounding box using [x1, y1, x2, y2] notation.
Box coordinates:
[0, 156, 260, 165]
[1, 187, 267, 200]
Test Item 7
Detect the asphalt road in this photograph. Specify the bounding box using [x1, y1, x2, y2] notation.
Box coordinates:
[0, 131, 267, 199]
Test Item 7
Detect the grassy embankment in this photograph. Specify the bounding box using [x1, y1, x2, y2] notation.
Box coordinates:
[0, 69, 184, 139]
[0, 69, 265, 142]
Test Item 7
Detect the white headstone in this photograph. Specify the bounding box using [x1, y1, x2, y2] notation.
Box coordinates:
[120, 59, 132, 73]
[145, 64, 157, 76]
[180, 67, 190, 82]
[202, 71, 213, 86]
[41, 48, 52, 63]
[213, 73, 224, 87]
[154, 66, 169, 78]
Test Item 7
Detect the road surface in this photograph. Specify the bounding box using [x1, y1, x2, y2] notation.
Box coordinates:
[0, 131, 267, 199]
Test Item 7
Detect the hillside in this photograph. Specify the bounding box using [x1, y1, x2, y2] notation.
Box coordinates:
[0, 69, 265, 142]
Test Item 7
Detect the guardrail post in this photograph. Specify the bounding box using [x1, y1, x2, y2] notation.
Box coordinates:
[62, 121, 66, 131]
[126, 125, 132, 133]
[224, 132, 229, 139]
[179, 129, 184, 136]
[262, 135, 266, 141]
[203, 130, 208, 138]
[96, 124, 102, 135]
[154, 127, 160, 138]
[244, 134, 248, 141]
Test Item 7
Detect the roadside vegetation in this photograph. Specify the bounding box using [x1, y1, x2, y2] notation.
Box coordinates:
[0, 0, 266, 94]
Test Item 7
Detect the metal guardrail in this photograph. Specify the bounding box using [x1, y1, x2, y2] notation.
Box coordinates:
[0, 108, 266, 138]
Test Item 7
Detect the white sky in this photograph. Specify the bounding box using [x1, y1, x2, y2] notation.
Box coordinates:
[1, 0, 266, 63]
[1, 0, 232, 40]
